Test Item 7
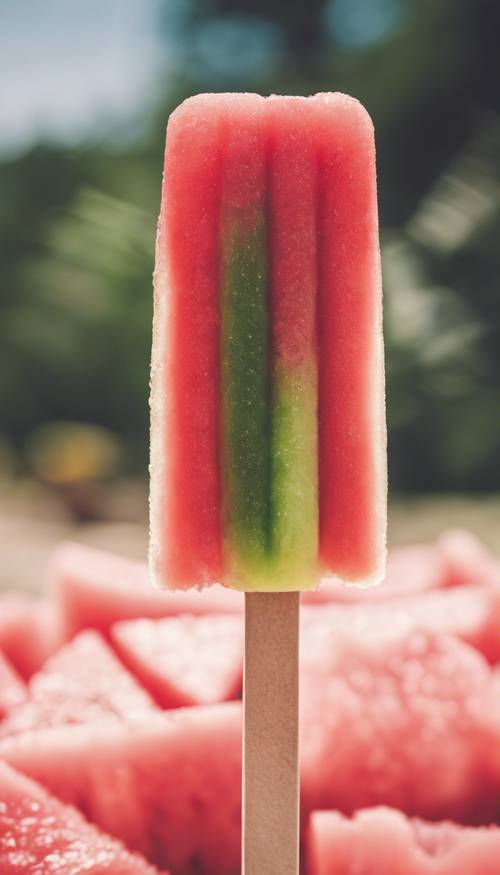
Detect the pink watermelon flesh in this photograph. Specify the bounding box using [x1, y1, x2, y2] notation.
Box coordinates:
[0, 704, 242, 875]
[1, 631, 499, 874]
[53, 532, 494, 632]
[0, 760, 163, 874]
[0, 650, 26, 719]
[302, 581, 500, 663]
[436, 528, 500, 588]
[0, 629, 158, 738]
[112, 615, 243, 708]
[52, 534, 497, 639]
[51, 539, 449, 638]
[299, 627, 500, 823]
[307, 807, 500, 875]
[307, 529, 500, 605]
[51, 541, 243, 639]
[307, 528, 500, 605]
[0, 595, 63, 679]
[304, 541, 448, 605]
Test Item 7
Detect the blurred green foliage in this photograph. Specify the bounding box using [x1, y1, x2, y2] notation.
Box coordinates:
[1, 0, 499, 490]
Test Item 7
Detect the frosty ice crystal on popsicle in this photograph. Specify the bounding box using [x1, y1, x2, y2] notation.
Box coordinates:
[150, 93, 386, 592]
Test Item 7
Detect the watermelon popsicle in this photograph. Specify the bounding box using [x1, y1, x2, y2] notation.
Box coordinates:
[150, 92, 386, 875]
[150, 92, 386, 593]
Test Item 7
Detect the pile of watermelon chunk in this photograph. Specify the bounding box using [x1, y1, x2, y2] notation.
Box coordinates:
[1, 529, 500, 874]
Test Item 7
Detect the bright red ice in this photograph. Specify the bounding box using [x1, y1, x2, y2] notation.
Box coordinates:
[312, 95, 384, 581]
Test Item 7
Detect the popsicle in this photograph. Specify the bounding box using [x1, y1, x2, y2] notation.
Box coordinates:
[150, 91, 386, 875]
[150, 92, 386, 594]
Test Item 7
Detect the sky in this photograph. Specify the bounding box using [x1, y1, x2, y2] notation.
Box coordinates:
[2, 0, 407, 156]
[1, 0, 166, 154]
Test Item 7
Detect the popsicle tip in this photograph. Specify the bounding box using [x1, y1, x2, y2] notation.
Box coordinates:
[165, 92, 225, 132]
[315, 91, 375, 132]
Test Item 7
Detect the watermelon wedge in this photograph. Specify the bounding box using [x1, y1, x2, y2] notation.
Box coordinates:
[51, 533, 498, 640]
[0, 704, 243, 875]
[51, 542, 243, 638]
[52, 539, 446, 638]
[437, 528, 500, 588]
[0, 594, 63, 678]
[0, 632, 499, 874]
[299, 628, 500, 823]
[307, 529, 500, 605]
[302, 581, 500, 663]
[0, 761, 163, 874]
[0, 650, 26, 719]
[304, 540, 449, 605]
[0, 629, 158, 738]
[307, 807, 500, 875]
[112, 615, 243, 708]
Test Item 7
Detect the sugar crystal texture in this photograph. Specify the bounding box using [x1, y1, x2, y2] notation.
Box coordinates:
[0, 630, 158, 739]
[150, 92, 386, 591]
[112, 615, 243, 707]
[0, 761, 162, 874]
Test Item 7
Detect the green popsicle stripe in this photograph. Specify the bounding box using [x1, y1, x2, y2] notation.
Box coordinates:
[221, 215, 271, 584]
[268, 361, 318, 589]
[221, 212, 319, 591]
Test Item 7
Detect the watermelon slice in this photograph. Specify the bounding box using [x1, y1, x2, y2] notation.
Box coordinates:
[299, 628, 500, 823]
[112, 615, 243, 708]
[52, 539, 448, 639]
[437, 528, 500, 588]
[0, 650, 26, 719]
[304, 540, 449, 605]
[0, 704, 242, 875]
[0, 594, 63, 678]
[0, 761, 163, 874]
[1, 632, 499, 873]
[52, 534, 497, 639]
[307, 530, 500, 605]
[51, 541, 243, 639]
[302, 581, 500, 663]
[0, 629, 158, 738]
[307, 807, 500, 875]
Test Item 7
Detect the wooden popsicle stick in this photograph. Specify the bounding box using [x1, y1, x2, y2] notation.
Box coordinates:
[243, 591, 300, 875]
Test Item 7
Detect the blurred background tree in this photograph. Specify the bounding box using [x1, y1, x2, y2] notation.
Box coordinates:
[1, 0, 499, 497]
